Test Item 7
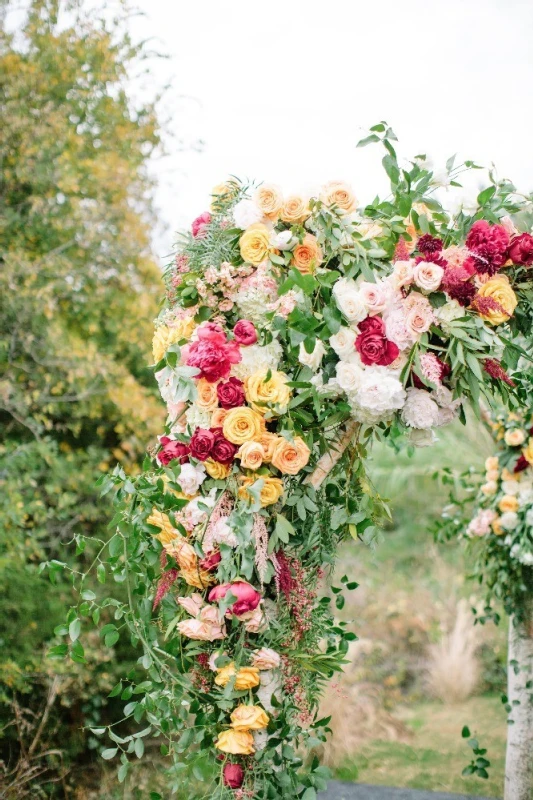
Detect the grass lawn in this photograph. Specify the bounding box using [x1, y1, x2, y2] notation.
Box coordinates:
[335, 696, 505, 798]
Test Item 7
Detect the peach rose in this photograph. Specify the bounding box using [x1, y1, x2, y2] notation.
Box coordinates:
[271, 436, 311, 476]
[177, 618, 226, 641]
[491, 517, 504, 536]
[258, 432, 279, 462]
[230, 704, 269, 731]
[147, 509, 179, 548]
[215, 729, 254, 755]
[280, 195, 311, 224]
[254, 184, 283, 220]
[238, 604, 269, 633]
[251, 647, 281, 670]
[505, 429, 526, 447]
[481, 481, 498, 496]
[195, 378, 219, 412]
[499, 495, 519, 513]
[211, 408, 229, 428]
[320, 180, 357, 213]
[501, 467, 519, 482]
[485, 456, 499, 471]
[486, 469, 499, 482]
[237, 441, 265, 471]
[413, 261, 444, 293]
[291, 234, 323, 275]
[214, 664, 260, 690]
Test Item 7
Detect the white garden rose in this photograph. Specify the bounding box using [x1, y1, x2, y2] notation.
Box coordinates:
[401, 387, 440, 430]
[332, 278, 367, 325]
[178, 463, 207, 496]
[354, 366, 406, 415]
[329, 326, 357, 359]
[298, 340, 326, 372]
[502, 480, 520, 496]
[359, 280, 388, 315]
[413, 261, 444, 292]
[233, 198, 264, 229]
[336, 360, 364, 394]
[500, 511, 519, 531]
[518, 483, 533, 506]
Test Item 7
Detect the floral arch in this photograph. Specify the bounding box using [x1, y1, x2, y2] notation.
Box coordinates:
[85, 127, 533, 798]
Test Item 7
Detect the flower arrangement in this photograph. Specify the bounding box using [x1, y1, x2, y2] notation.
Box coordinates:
[58, 126, 533, 797]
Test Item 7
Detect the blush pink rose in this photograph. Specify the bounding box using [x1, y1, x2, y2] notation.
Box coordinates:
[208, 581, 261, 616]
[233, 319, 258, 345]
[191, 211, 211, 238]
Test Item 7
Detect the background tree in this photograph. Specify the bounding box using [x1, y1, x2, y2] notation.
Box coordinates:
[0, 0, 164, 794]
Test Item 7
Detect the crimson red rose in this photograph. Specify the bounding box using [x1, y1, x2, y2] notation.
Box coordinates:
[223, 763, 244, 789]
[233, 319, 258, 346]
[189, 428, 215, 461]
[355, 316, 399, 367]
[191, 211, 211, 238]
[465, 220, 509, 275]
[509, 233, 533, 266]
[157, 437, 190, 466]
[208, 581, 261, 616]
[199, 550, 222, 572]
[210, 428, 238, 464]
[514, 454, 529, 474]
[217, 377, 246, 409]
[186, 338, 241, 382]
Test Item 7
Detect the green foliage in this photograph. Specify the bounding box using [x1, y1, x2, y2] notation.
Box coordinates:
[0, 0, 164, 794]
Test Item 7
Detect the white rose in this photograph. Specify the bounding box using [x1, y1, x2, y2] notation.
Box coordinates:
[519, 486, 533, 507]
[336, 360, 363, 394]
[520, 551, 533, 566]
[502, 480, 520, 496]
[500, 511, 519, 531]
[329, 326, 357, 359]
[401, 387, 440, 430]
[413, 261, 444, 293]
[299, 340, 326, 372]
[332, 278, 367, 325]
[178, 462, 207, 496]
[233, 198, 264, 229]
[270, 229, 296, 250]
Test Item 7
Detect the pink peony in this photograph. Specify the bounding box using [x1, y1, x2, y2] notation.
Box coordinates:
[233, 319, 258, 345]
[208, 581, 261, 616]
[186, 337, 241, 382]
[192, 212, 211, 238]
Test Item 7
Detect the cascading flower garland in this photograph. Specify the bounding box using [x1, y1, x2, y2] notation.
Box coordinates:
[58, 127, 533, 798]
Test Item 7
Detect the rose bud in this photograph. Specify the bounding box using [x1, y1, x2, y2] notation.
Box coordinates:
[233, 319, 258, 346]
[199, 550, 222, 572]
[223, 762, 244, 789]
[157, 437, 190, 465]
[208, 581, 261, 616]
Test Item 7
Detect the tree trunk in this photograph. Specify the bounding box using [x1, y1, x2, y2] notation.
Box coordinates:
[505, 597, 533, 800]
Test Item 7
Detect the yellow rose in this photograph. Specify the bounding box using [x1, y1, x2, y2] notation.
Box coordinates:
[258, 432, 279, 462]
[239, 223, 271, 265]
[205, 459, 231, 480]
[485, 456, 499, 472]
[499, 495, 519, 513]
[152, 319, 196, 363]
[271, 436, 311, 476]
[210, 182, 234, 210]
[215, 729, 254, 755]
[280, 194, 311, 224]
[291, 234, 323, 275]
[214, 663, 260, 690]
[223, 407, 264, 445]
[211, 408, 228, 429]
[237, 441, 265, 471]
[320, 180, 357, 213]
[245, 370, 291, 414]
[230, 704, 269, 731]
[255, 184, 283, 220]
[523, 438, 533, 466]
[147, 509, 179, 548]
[491, 517, 504, 536]
[505, 428, 526, 447]
[180, 564, 214, 590]
[195, 378, 219, 412]
[475, 275, 518, 325]
[238, 474, 284, 507]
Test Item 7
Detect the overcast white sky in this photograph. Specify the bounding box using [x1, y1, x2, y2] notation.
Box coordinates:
[131, 0, 533, 259]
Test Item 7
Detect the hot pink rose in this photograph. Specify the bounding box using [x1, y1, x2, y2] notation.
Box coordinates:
[208, 581, 261, 616]
[509, 233, 533, 266]
[186, 338, 241, 382]
[217, 377, 246, 409]
[192, 211, 211, 238]
[233, 319, 258, 346]
[210, 428, 238, 464]
[189, 428, 215, 461]
[157, 437, 190, 466]
[355, 316, 399, 367]
[223, 763, 244, 789]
